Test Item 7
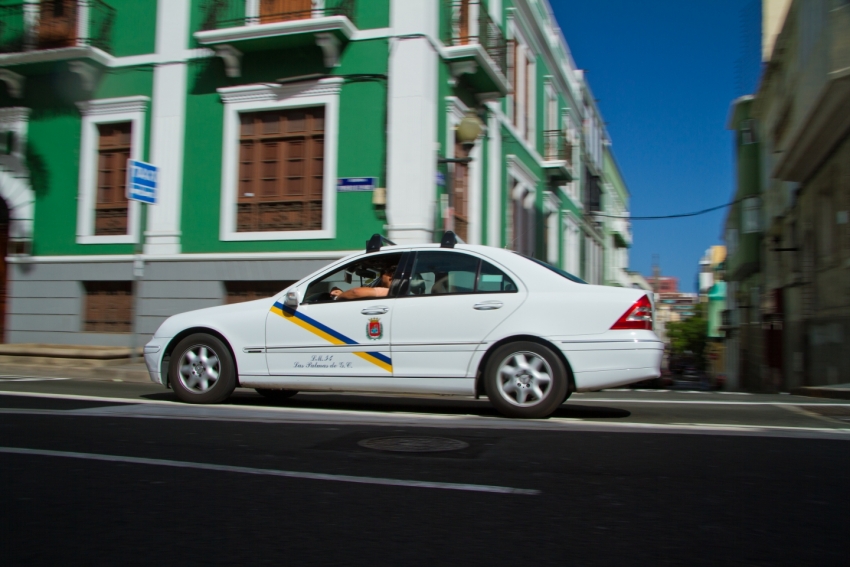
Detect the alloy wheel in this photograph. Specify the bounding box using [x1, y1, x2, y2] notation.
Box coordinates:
[496, 351, 553, 407]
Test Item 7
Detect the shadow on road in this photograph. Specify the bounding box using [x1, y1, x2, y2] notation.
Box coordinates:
[141, 390, 631, 420]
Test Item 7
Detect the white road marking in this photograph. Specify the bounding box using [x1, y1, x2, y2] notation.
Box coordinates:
[576, 397, 850, 406]
[1, 391, 849, 439]
[2, 389, 849, 408]
[0, 446, 538, 496]
[669, 423, 850, 434]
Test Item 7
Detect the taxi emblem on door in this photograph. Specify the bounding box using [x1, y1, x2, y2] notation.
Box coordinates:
[367, 318, 383, 340]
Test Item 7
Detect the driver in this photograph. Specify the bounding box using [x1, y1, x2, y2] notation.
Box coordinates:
[331, 264, 396, 300]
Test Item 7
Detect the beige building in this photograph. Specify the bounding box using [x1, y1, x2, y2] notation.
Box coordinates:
[748, 0, 850, 389]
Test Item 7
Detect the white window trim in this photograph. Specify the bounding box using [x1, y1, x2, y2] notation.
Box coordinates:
[544, 191, 559, 265]
[446, 96, 482, 245]
[742, 196, 761, 234]
[76, 96, 149, 245]
[218, 78, 341, 242]
[562, 212, 580, 276]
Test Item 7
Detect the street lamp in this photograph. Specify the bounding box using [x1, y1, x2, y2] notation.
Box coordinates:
[438, 111, 484, 236]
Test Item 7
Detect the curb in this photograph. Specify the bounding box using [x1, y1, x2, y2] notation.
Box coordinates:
[0, 364, 152, 384]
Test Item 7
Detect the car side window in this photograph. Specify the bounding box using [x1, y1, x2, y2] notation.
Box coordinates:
[407, 251, 479, 296]
[477, 261, 518, 293]
[405, 252, 517, 296]
[303, 253, 403, 304]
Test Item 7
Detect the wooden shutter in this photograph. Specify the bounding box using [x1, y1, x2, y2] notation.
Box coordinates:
[237, 107, 325, 232]
[38, 0, 78, 49]
[458, 0, 470, 45]
[453, 140, 470, 242]
[83, 281, 133, 333]
[260, 0, 312, 23]
[95, 122, 132, 236]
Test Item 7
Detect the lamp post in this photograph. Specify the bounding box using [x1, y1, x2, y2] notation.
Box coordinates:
[437, 111, 484, 236]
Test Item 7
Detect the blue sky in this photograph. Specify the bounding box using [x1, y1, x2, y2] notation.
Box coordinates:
[552, 0, 761, 291]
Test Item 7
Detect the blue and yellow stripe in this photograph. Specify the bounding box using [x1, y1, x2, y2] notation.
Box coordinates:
[271, 302, 393, 373]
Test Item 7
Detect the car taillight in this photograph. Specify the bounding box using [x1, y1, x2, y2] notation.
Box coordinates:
[611, 295, 653, 330]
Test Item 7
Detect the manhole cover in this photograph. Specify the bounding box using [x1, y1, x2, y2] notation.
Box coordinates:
[358, 436, 470, 453]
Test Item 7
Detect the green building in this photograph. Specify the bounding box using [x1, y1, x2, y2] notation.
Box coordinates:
[724, 95, 763, 391]
[0, 0, 631, 346]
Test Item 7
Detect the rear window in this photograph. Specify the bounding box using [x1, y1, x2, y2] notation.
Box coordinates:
[518, 254, 587, 284]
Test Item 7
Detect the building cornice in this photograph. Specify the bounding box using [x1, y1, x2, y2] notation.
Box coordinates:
[7, 250, 359, 264]
[195, 16, 356, 46]
[76, 96, 150, 116]
[0, 107, 30, 123]
[218, 78, 344, 105]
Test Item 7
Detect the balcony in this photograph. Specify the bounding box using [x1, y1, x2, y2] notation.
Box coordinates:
[195, 0, 357, 69]
[541, 130, 573, 182]
[0, 1, 115, 68]
[609, 215, 632, 248]
[442, 0, 508, 97]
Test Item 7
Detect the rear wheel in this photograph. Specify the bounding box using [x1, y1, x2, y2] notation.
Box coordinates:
[484, 341, 568, 419]
[255, 388, 298, 401]
[169, 333, 236, 404]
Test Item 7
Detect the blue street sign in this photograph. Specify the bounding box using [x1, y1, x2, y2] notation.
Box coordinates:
[436, 171, 446, 186]
[337, 177, 377, 192]
[126, 159, 158, 204]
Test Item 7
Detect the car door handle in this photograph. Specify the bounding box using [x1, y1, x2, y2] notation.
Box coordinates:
[361, 306, 389, 315]
[473, 301, 503, 310]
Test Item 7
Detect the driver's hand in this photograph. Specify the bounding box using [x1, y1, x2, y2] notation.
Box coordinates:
[330, 288, 342, 298]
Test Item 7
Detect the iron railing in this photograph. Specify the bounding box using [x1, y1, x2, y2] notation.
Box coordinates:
[201, 0, 356, 31]
[443, 0, 507, 77]
[0, 0, 115, 55]
[543, 130, 564, 161]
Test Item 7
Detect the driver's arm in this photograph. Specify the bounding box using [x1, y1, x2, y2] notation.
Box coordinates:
[334, 287, 389, 300]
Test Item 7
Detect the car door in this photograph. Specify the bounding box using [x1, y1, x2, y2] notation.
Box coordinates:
[390, 250, 527, 378]
[265, 252, 404, 376]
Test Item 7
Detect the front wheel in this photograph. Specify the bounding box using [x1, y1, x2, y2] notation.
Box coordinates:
[169, 333, 237, 404]
[484, 341, 568, 419]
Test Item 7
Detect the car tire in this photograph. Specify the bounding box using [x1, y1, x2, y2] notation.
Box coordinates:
[484, 341, 568, 419]
[169, 333, 237, 404]
[255, 388, 298, 401]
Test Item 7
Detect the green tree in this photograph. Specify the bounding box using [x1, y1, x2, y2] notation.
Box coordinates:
[665, 304, 708, 369]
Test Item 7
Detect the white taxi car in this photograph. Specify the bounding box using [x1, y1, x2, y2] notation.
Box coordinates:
[144, 232, 662, 418]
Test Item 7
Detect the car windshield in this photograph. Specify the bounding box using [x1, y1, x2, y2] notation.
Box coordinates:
[517, 254, 587, 284]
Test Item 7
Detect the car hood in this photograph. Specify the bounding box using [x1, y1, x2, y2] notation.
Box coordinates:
[154, 297, 277, 338]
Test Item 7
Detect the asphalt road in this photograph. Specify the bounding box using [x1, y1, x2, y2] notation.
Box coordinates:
[1, 377, 849, 565]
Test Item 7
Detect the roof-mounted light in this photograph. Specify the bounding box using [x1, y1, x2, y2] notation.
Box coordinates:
[366, 234, 396, 254]
[441, 231, 458, 248]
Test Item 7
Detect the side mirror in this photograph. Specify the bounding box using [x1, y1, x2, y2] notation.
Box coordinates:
[284, 289, 299, 308]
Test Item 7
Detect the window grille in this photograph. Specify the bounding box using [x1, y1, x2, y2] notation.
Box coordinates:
[83, 281, 133, 333]
[237, 107, 325, 232]
[95, 122, 131, 236]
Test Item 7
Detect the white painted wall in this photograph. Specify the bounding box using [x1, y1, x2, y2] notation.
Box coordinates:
[145, 0, 190, 255]
[386, 0, 439, 244]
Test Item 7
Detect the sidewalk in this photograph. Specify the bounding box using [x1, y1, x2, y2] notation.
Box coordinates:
[0, 344, 152, 384]
[791, 383, 850, 401]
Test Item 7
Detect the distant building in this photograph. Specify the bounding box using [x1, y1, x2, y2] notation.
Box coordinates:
[699, 246, 727, 297]
[644, 267, 698, 342]
[627, 271, 652, 292]
[701, 247, 727, 386]
[648, 275, 679, 294]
